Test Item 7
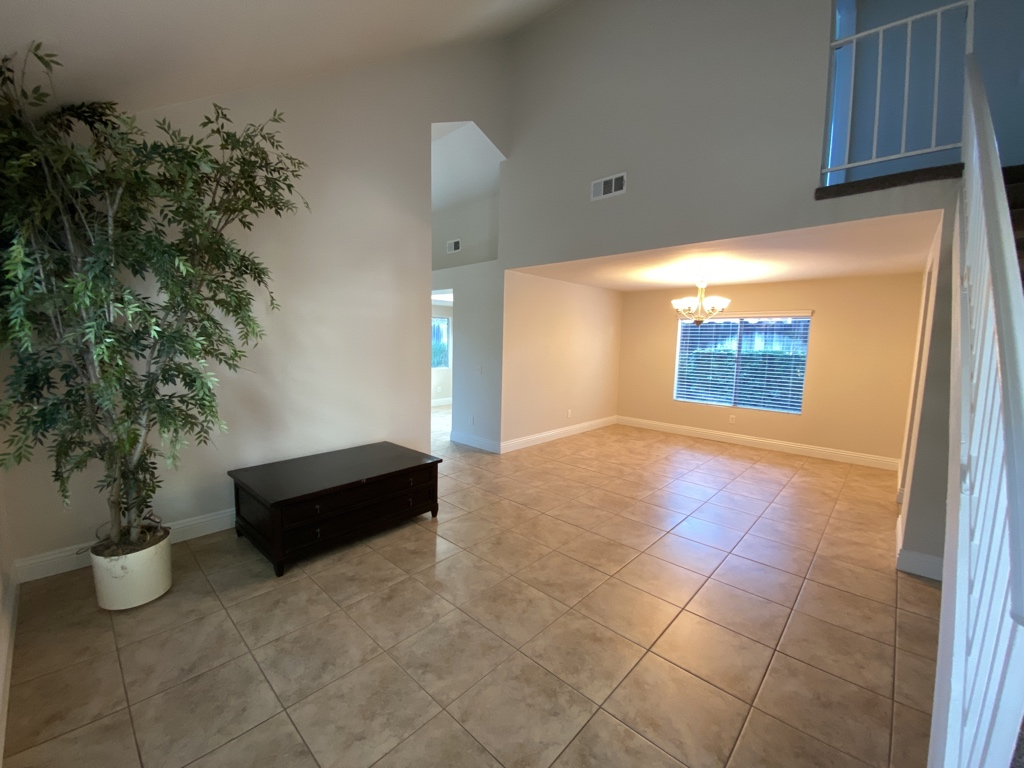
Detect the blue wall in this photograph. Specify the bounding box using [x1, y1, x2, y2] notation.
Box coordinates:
[973, 0, 1024, 166]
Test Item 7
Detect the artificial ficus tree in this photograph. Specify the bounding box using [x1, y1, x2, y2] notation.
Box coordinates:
[0, 44, 306, 554]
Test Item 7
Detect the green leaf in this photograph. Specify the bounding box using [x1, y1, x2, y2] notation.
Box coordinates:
[0, 43, 305, 545]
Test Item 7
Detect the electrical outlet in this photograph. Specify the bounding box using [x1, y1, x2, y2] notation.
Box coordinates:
[729, 415, 736, 424]
[567, 409, 572, 418]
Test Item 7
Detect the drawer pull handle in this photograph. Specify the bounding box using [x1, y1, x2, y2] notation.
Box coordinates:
[408, 497, 413, 508]
[315, 528, 321, 541]
[408, 477, 414, 487]
[314, 504, 321, 515]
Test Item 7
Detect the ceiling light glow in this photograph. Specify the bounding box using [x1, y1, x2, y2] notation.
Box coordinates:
[635, 253, 783, 286]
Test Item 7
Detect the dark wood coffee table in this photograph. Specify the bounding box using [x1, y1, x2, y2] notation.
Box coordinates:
[228, 441, 441, 575]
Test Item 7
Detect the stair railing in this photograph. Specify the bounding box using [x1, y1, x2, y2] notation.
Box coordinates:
[930, 56, 1024, 767]
[822, 0, 974, 185]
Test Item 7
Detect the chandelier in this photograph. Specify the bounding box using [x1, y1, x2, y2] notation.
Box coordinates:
[672, 281, 731, 326]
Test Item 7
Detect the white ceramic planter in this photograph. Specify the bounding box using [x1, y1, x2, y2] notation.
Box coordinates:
[91, 533, 172, 610]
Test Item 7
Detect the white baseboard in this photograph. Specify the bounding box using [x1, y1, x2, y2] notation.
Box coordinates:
[166, 507, 236, 543]
[897, 548, 944, 581]
[449, 430, 501, 454]
[616, 416, 900, 471]
[500, 416, 618, 454]
[0, 571, 17, 761]
[13, 507, 236, 584]
[431, 398, 452, 407]
[458, 414, 901, 468]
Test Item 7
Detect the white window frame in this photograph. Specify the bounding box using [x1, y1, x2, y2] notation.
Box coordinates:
[672, 311, 813, 415]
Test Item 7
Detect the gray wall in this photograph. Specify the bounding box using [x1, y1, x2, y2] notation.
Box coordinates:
[899, 209, 957, 574]
[434, 0, 960, 450]
[432, 194, 499, 270]
[432, 261, 505, 451]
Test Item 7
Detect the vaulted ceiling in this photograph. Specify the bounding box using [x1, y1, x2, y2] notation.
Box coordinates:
[432, 122, 505, 212]
[0, 0, 566, 110]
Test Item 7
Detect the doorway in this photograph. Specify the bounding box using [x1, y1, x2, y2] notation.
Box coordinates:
[430, 120, 504, 449]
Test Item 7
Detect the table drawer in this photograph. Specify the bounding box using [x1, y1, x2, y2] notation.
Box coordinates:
[282, 466, 433, 528]
[283, 483, 435, 553]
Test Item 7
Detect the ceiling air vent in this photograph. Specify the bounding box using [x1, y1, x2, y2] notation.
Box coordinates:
[591, 172, 627, 201]
[446, 239, 461, 254]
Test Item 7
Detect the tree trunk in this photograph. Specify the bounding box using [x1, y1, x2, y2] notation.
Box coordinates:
[122, 467, 141, 545]
[107, 476, 122, 545]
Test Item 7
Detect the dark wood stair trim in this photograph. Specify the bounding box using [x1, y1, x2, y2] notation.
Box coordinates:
[1002, 164, 1024, 186]
[815, 163, 964, 200]
[1007, 166, 1024, 260]
[1006, 181, 1024, 209]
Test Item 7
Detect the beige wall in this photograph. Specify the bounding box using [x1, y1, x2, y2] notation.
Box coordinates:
[1, 40, 511, 564]
[502, 272, 621, 443]
[618, 274, 925, 461]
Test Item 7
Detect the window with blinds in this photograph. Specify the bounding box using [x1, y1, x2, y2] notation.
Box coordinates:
[431, 317, 450, 368]
[674, 316, 811, 414]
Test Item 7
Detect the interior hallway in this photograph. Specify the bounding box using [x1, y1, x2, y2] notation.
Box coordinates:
[430, 404, 452, 443]
[4, 418, 940, 768]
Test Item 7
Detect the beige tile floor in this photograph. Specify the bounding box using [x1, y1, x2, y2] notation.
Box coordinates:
[4, 409, 942, 768]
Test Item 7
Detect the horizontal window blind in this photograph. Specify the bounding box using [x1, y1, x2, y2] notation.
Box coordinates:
[674, 317, 811, 414]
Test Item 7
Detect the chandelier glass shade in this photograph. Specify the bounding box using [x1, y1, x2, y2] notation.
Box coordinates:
[672, 281, 731, 326]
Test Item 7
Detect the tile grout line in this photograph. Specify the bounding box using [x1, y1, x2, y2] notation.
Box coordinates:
[724, 706, 758, 767]
[542, 706, 604, 768]
[655, 457, 903, 764]
[113, 618, 147, 768]
[218, 576, 325, 768]
[7, 426, 926, 767]
[729, 470, 888, 767]
[805, 471, 894, 768]
[5, 620, 118, 689]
